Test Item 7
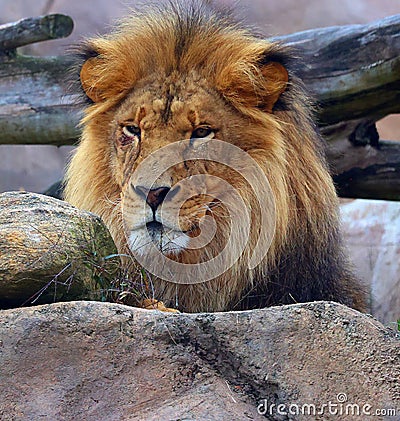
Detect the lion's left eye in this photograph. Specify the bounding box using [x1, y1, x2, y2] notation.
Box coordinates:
[191, 127, 214, 139]
[123, 125, 141, 138]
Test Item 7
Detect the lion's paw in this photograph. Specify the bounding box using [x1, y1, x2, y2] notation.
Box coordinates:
[141, 298, 180, 313]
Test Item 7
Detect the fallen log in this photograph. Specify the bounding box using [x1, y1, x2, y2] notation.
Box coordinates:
[0, 55, 80, 145]
[0, 14, 79, 145]
[275, 14, 400, 199]
[0, 14, 73, 52]
[274, 14, 400, 126]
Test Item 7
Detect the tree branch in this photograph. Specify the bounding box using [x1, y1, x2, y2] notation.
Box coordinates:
[274, 14, 400, 125]
[0, 14, 73, 52]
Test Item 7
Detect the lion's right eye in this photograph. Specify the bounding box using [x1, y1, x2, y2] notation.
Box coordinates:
[118, 125, 141, 147]
[191, 127, 214, 139]
[123, 125, 141, 138]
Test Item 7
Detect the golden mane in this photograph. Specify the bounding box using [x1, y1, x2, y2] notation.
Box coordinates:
[65, 1, 367, 312]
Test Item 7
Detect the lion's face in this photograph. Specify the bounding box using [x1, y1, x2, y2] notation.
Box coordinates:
[110, 72, 271, 263]
[64, 10, 291, 292]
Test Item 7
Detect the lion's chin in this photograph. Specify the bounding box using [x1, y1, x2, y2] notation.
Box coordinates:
[127, 223, 190, 257]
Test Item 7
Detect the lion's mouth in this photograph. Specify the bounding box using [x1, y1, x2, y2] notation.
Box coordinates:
[146, 220, 164, 237]
[128, 220, 190, 256]
[146, 220, 191, 238]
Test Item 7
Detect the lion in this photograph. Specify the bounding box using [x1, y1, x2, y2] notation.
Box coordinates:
[64, 1, 368, 313]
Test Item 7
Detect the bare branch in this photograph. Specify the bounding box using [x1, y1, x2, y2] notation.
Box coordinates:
[0, 14, 73, 52]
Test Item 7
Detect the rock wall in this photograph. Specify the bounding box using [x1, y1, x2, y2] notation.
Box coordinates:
[0, 301, 398, 420]
[341, 199, 400, 326]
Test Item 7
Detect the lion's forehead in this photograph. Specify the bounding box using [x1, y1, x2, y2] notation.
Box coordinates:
[115, 75, 230, 130]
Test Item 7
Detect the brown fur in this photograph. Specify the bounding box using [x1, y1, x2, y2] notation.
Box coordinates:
[64, 1, 368, 312]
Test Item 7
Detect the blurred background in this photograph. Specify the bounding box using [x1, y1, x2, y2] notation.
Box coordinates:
[0, 0, 399, 325]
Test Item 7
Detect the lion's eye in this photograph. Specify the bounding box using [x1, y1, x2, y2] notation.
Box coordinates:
[118, 125, 141, 147]
[191, 127, 214, 139]
[123, 125, 141, 138]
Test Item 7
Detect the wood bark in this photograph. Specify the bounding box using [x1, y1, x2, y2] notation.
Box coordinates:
[0, 55, 80, 145]
[274, 14, 400, 126]
[0, 14, 73, 52]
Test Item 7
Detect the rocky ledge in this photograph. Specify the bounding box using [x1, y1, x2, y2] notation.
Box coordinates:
[0, 301, 398, 420]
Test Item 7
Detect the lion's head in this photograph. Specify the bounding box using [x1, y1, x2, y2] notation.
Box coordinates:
[65, 2, 367, 312]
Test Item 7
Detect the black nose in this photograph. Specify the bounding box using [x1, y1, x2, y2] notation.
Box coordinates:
[134, 186, 171, 211]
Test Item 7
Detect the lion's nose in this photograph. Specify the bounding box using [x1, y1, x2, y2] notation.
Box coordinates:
[134, 186, 171, 211]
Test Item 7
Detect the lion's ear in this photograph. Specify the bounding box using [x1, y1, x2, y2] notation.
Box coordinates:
[259, 61, 288, 112]
[80, 57, 104, 103]
[218, 59, 288, 113]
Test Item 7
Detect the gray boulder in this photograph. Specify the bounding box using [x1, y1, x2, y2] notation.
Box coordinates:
[0, 191, 117, 308]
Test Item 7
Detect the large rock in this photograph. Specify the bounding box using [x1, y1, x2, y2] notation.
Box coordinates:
[0, 191, 117, 308]
[0, 301, 398, 420]
[341, 199, 400, 326]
